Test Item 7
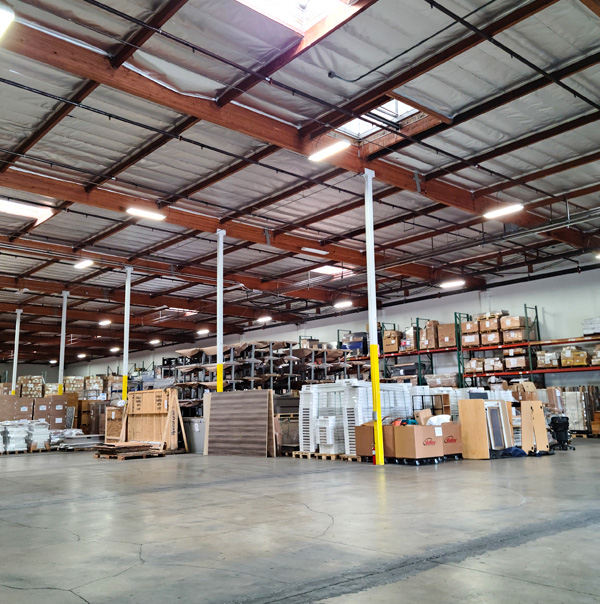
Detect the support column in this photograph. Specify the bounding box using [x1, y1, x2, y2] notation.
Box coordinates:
[58, 290, 68, 394]
[122, 266, 133, 398]
[216, 229, 225, 392]
[364, 168, 384, 466]
[10, 309, 22, 395]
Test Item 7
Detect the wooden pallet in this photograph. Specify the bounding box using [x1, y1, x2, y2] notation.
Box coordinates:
[340, 454, 365, 463]
[292, 451, 313, 459]
[291, 451, 340, 460]
[94, 451, 166, 461]
[1, 449, 28, 455]
[278, 450, 296, 457]
[275, 413, 299, 419]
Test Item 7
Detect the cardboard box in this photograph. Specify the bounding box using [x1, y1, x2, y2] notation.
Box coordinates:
[437, 323, 456, 348]
[478, 318, 500, 332]
[536, 351, 559, 368]
[393, 425, 444, 459]
[561, 348, 589, 367]
[299, 337, 319, 350]
[461, 333, 480, 348]
[33, 399, 51, 421]
[484, 357, 504, 372]
[500, 316, 533, 331]
[461, 321, 479, 334]
[424, 373, 458, 388]
[481, 331, 502, 346]
[419, 321, 438, 350]
[466, 358, 484, 373]
[383, 330, 402, 354]
[505, 347, 527, 357]
[503, 329, 535, 344]
[504, 356, 529, 370]
[511, 381, 537, 402]
[355, 421, 394, 457]
[64, 376, 85, 395]
[441, 422, 462, 456]
[43, 383, 61, 396]
[85, 376, 104, 392]
[415, 409, 432, 426]
[14, 398, 34, 421]
[402, 327, 416, 352]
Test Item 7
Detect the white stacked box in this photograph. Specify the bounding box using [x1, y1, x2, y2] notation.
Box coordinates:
[27, 420, 50, 449]
[582, 317, 600, 335]
[2, 421, 29, 452]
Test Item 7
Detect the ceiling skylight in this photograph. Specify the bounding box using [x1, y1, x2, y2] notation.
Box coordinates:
[235, 0, 346, 33]
[337, 99, 419, 140]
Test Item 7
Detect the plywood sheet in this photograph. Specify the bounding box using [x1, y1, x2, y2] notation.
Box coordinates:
[458, 399, 489, 460]
[207, 390, 274, 457]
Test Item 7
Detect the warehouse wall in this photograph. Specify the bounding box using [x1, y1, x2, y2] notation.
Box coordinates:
[0, 363, 59, 384]
[65, 271, 599, 385]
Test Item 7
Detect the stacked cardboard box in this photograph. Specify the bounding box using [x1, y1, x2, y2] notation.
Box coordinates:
[85, 376, 104, 392]
[511, 381, 538, 402]
[591, 345, 600, 366]
[500, 316, 533, 330]
[461, 333, 480, 348]
[503, 329, 536, 344]
[461, 320, 479, 334]
[64, 376, 85, 395]
[536, 351, 560, 368]
[17, 376, 44, 398]
[419, 321, 438, 350]
[0, 395, 33, 421]
[478, 317, 501, 332]
[480, 331, 502, 346]
[43, 383, 61, 396]
[582, 316, 600, 335]
[424, 373, 458, 388]
[299, 337, 319, 350]
[484, 357, 504, 372]
[437, 323, 456, 348]
[504, 356, 529, 370]
[383, 330, 402, 354]
[561, 346, 589, 367]
[466, 358, 484, 373]
[402, 327, 416, 352]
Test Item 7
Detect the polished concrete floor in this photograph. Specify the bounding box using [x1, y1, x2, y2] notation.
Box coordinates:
[0, 442, 599, 604]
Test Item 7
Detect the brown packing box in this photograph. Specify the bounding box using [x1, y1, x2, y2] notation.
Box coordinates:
[481, 331, 502, 346]
[441, 422, 462, 456]
[424, 373, 458, 388]
[415, 409, 432, 426]
[43, 383, 60, 396]
[382, 330, 402, 354]
[355, 421, 395, 457]
[500, 316, 533, 331]
[561, 347, 589, 367]
[393, 425, 444, 459]
[505, 347, 527, 357]
[461, 333, 480, 348]
[504, 356, 529, 370]
[461, 321, 479, 334]
[536, 351, 560, 368]
[503, 329, 535, 344]
[419, 321, 438, 350]
[437, 323, 456, 348]
[14, 397, 34, 421]
[33, 399, 51, 421]
[511, 381, 538, 402]
[484, 357, 504, 372]
[127, 389, 169, 414]
[466, 358, 484, 373]
[0, 395, 17, 421]
[478, 318, 500, 332]
[47, 396, 68, 429]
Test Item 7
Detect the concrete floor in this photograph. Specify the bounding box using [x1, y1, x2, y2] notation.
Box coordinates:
[0, 443, 599, 604]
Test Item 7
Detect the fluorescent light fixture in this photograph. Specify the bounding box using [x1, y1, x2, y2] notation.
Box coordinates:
[98, 319, 111, 326]
[483, 203, 524, 219]
[257, 316, 272, 323]
[127, 207, 166, 221]
[110, 347, 120, 353]
[197, 329, 210, 335]
[0, 198, 53, 225]
[74, 259, 94, 270]
[77, 353, 87, 359]
[308, 140, 351, 162]
[0, 6, 15, 39]
[439, 279, 466, 289]
[311, 266, 342, 275]
[301, 247, 329, 256]
[149, 339, 161, 345]
[333, 300, 353, 309]
[49, 359, 57, 364]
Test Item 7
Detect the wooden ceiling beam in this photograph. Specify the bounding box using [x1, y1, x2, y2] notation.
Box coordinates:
[216, 0, 379, 106]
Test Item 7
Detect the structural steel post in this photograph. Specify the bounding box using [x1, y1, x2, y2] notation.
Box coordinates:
[122, 266, 133, 398]
[364, 168, 384, 465]
[58, 290, 68, 394]
[11, 309, 22, 395]
[216, 229, 225, 392]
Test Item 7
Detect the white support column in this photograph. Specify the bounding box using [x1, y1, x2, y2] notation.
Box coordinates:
[11, 309, 23, 395]
[216, 229, 225, 392]
[58, 290, 68, 394]
[122, 266, 133, 399]
[364, 168, 384, 466]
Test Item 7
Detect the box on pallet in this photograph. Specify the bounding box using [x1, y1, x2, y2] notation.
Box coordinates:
[478, 318, 500, 332]
[503, 329, 535, 344]
[461, 333, 480, 348]
[536, 351, 560, 368]
[561, 347, 589, 367]
[484, 357, 504, 372]
[461, 321, 479, 334]
[500, 316, 533, 330]
[402, 327, 416, 352]
[480, 331, 502, 345]
[43, 383, 60, 396]
[504, 356, 529, 370]
[424, 373, 458, 387]
[419, 321, 438, 350]
[437, 323, 456, 347]
[382, 330, 402, 354]
[127, 389, 169, 414]
[14, 398, 34, 420]
[504, 347, 527, 357]
[466, 358, 484, 373]
[64, 376, 85, 395]
[18, 375, 44, 398]
[85, 376, 104, 392]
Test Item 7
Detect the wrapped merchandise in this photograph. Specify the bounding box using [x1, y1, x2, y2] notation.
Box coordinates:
[26, 420, 50, 450]
[2, 421, 29, 452]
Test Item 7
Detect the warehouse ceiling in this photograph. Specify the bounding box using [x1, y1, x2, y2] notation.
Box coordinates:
[0, 0, 598, 363]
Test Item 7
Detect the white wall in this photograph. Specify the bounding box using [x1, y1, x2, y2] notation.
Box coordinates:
[0, 363, 59, 384]
[65, 271, 600, 385]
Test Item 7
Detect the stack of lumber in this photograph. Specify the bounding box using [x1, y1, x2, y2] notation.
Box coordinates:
[95, 442, 153, 455]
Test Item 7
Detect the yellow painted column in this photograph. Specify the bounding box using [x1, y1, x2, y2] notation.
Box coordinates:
[216, 364, 224, 393]
[58, 383, 63, 395]
[370, 344, 384, 464]
[122, 374, 128, 397]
